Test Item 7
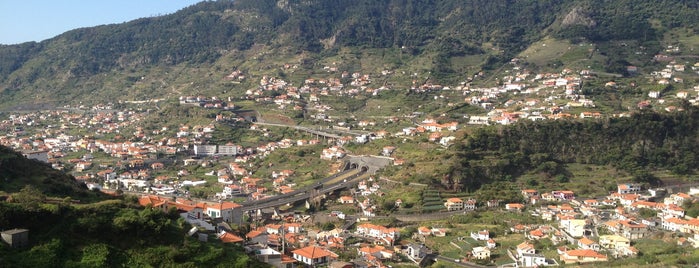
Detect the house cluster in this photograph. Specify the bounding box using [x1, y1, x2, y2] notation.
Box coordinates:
[138, 195, 243, 231]
[178, 95, 235, 110]
[505, 184, 699, 266]
[239, 214, 409, 268]
[336, 178, 386, 218]
[642, 58, 699, 109]
[460, 57, 699, 126]
[0, 103, 347, 201]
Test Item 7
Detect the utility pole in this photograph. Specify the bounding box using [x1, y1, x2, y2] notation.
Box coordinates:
[281, 221, 285, 254]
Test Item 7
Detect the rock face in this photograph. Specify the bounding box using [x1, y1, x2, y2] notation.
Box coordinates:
[561, 7, 596, 28]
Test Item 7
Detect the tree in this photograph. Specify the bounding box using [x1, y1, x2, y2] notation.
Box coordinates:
[80, 243, 110, 267]
[11, 185, 46, 211]
[683, 200, 699, 218]
[638, 208, 657, 218]
[632, 171, 660, 187]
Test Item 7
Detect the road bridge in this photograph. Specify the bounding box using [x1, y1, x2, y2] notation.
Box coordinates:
[239, 155, 391, 213]
[242, 170, 370, 211]
[253, 122, 346, 139]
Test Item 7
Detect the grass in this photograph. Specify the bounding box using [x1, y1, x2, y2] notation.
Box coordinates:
[518, 37, 574, 67]
[516, 163, 627, 199]
[406, 211, 543, 264]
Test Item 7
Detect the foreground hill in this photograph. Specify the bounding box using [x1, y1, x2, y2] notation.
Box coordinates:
[0, 0, 697, 109]
[0, 145, 99, 200]
[0, 145, 260, 267]
[0, 198, 261, 267]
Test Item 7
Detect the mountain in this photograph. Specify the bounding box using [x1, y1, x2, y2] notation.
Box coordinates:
[0, 0, 697, 109]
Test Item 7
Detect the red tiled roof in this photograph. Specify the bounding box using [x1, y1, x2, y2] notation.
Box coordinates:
[292, 246, 334, 259]
[219, 232, 244, 243]
[564, 249, 607, 259]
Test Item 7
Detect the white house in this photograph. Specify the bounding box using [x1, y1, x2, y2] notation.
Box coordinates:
[471, 230, 490, 241]
[471, 246, 490, 260]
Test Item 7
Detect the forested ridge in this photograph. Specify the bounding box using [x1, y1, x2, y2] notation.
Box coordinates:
[0, 143, 262, 267]
[449, 105, 699, 192]
[0, 145, 100, 200]
[0, 197, 261, 267]
[0, 0, 697, 108]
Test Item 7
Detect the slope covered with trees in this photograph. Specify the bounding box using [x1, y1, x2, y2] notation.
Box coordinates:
[447, 105, 699, 193]
[0, 198, 260, 267]
[0, 0, 697, 108]
[0, 143, 260, 267]
[0, 145, 100, 200]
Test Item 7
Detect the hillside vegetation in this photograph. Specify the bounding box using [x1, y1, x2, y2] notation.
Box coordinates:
[0, 199, 261, 267]
[445, 105, 699, 199]
[0, 145, 101, 200]
[0, 0, 697, 108]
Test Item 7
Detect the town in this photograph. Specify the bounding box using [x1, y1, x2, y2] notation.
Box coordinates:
[2, 43, 699, 267]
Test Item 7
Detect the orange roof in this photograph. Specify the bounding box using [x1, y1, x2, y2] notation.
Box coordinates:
[138, 195, 168, 208]
[207, 201, 242, 211]
[446, 198, 463, 203]
[292, 245, 335, 259]
[517, 242, 534, 250]
[677, 193, 691, 198]
[578, 237, 596, 245]
[530, 229, 545, 237]
[172, 202, 197, 212]
[219, 232, 244, 243]
[266, 224, 282, 230]
[664, 217, 687, 224]
[246, 230, 263, 239]
[357, 223, 398, 234]
[564, 249, 607, 259]
[281, 255, 296, 263]
[359, 245, 387, 254]
[619, 220, 646, 228]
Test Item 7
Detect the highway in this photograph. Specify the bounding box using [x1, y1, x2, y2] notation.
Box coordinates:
[434, 255, 486, 268]
[241, 168, 369, 211]
[240, 168, 360, 207]
[254, 122, 369, 138]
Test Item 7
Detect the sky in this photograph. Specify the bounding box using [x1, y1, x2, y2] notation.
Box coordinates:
[0, 0, 204, 45]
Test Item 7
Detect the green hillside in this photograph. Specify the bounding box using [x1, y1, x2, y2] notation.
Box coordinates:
[446, 106, 699, 195]
[0, 145, 100, 200]
[0, 144, 262, 267]
[0, 0, 697, 109]
[0, 199, 261, 267]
